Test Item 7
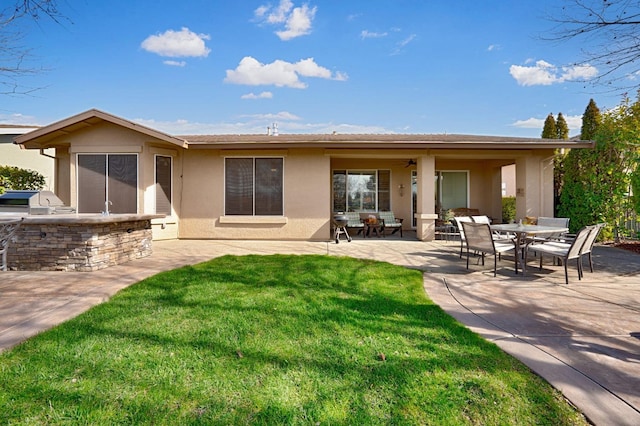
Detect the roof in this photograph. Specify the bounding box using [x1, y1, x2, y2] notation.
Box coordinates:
[14, 109, 188, 149]
[181, 133, 594, 150]
[12, 109, 594, 151]
[0, 124, 40, 136]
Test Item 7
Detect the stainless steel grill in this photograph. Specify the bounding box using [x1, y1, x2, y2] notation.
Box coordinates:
[0, 190, 75, 215]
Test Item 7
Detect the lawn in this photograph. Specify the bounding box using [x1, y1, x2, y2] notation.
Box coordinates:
[0, 255, 586, 425]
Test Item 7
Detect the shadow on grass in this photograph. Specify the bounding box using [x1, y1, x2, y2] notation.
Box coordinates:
[0, 255, 585, 424]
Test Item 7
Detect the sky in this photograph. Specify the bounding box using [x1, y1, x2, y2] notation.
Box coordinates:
[0, 0, 628, 137]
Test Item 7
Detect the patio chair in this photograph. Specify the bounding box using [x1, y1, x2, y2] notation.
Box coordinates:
[472, 215, 513, 241]
[531, 217, 570, 243]
[580, 223, 605, 274]
[1, 219, 22, 271]
[453, 216, 474, 258]
[378, 211, 403, 237]
[461, 222, 516, 277]
[525, 225, 593, 284]
[345, 212, 365, 236]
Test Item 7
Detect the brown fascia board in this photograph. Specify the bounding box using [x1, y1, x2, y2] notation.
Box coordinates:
[14, 109, 188, 149]
[181, 133, 595, 150]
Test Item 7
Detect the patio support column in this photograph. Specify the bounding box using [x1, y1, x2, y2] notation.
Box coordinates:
[415, 155, 437, 241]
[515, 154, 554, 220]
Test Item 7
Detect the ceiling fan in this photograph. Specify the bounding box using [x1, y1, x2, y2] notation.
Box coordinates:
[404, 159, 417, 167]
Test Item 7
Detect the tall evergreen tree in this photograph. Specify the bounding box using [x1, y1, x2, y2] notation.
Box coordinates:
[580, 98, 601, 140]
[556, 113, 569, 139]
[541, 113, 557, 139]
[559, 94, 639, 239]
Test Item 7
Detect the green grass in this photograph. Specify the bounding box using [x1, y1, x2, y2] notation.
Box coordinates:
[0, 255, 586, 425]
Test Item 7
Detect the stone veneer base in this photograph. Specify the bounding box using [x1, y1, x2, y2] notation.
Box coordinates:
[7, 218, 154, 272]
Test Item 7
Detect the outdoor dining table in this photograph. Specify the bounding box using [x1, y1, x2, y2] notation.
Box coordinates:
[491, 223, 570, 274]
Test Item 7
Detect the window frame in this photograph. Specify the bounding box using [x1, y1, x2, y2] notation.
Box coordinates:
[224, 157, 284, 216]
[332, 169, 391, 212]
[154, 154, 173, 216]
[76, 153, 139, 214]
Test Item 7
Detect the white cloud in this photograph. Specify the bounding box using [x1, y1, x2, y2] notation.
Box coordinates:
[224, 56, 347, 88]
[255, 0, 316, 40]
[141, 27, 211, 58]
[511, 117, 545, 129]
[133, 113, 391, 135]
[361, 30, 388, 39]
[241, 91, 274, 100]
[487, 44, 501, 51]
[0, 113, 40, 125]
[391, 34, 417, 55]
[512, 114, 582, 130]
[241, 111, 302, 121]
[565, 114, 582, 130]
[510, 60, 598, 86]
[163, 60, 186, 67]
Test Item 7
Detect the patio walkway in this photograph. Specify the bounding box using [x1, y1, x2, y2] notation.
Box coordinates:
[0, 236, 639, 425]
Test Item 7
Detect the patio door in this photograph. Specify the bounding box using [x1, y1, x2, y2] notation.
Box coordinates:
[77, 154, 138, 214]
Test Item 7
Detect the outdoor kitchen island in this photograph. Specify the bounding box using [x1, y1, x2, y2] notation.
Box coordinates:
[2, 213, 163, 271]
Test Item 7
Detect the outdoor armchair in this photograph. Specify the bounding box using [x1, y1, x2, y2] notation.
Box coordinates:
[461, 221, 516, 277]
[345, 212, 365, 236]
[525, 225, 593, 284]
[530, 217, 570, 243]
[378, 211, 403, 237]
[580, 223, 605, 274]
[453, 216, 474, 258]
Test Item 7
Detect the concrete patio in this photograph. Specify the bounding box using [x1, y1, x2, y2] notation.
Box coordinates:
[0, 236, 639, 425]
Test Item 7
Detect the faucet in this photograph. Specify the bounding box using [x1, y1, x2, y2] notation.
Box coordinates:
[103, 200, 112, 216]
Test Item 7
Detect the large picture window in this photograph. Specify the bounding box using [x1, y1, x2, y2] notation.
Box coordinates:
[155, 155, 172, 215]
[225, 157, 283, 215]
[332, 170, 391, 212]
[77, 154, 138, 214]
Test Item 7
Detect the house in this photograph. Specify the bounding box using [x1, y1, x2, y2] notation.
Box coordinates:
[1, 124, 55, 189]
[13, 109, 594, 241]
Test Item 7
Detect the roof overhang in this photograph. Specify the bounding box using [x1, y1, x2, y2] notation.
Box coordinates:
[14, 109, 188, 150]
[182, 133, 595, 151]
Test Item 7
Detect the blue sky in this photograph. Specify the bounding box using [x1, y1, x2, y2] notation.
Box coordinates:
[0, 0, 624, 137]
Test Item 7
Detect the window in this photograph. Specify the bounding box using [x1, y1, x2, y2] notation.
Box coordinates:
[435, 171, 468, 212]
[332, 170, 391, 212]
[155, 155, 172, 215]
[77, 154, 137, 214]
[225, 157, 283, 215]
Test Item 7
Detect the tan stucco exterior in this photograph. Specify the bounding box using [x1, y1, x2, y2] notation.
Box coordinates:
[14, 109, 594, 242]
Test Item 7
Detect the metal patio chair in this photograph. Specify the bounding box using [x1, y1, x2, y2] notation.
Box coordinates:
[461, 221, 516, 277]
[1, 219, 22, 271]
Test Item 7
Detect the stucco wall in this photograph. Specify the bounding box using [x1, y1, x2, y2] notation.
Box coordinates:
[178, 148, 331, 240]
[0, 139, 55, 190]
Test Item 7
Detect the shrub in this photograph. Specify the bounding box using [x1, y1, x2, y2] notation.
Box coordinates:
[0, 165, 45, 193]
[502, 196, 516, 223]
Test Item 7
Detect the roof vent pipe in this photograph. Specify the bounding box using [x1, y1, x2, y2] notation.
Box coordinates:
[273, 123, 278, 136]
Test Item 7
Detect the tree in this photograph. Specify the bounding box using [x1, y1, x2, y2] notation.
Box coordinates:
[547, 113, 569, 214]
[0, 1, 65, 95]
[541, 113, 557, 138]
[580, 98, 602, 140]
[558, 93, 640, 239]
[546, 0, 640, 91]
[556, 112, 569, 139]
